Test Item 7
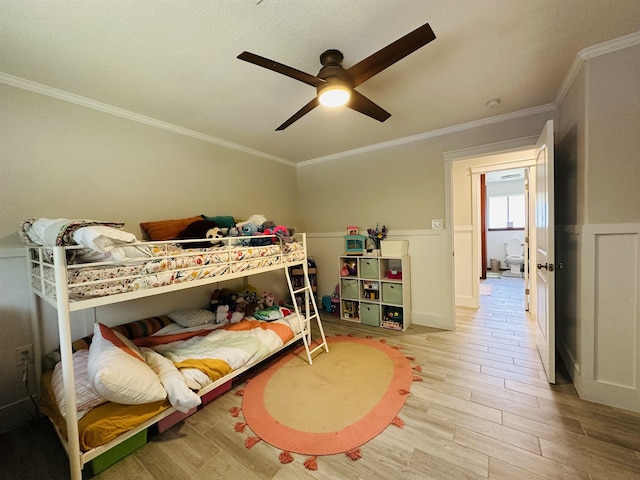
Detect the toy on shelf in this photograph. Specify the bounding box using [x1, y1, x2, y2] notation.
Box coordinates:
[361, 280, 379, 300]
[344, 235, 366, 255]
[381, 306, 403, 330]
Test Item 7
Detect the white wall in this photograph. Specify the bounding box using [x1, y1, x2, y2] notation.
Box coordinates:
[557, 43, 640, 412]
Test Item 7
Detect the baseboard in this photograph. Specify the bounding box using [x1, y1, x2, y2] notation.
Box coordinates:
[455, 295, 479, 309]
[411, 311, 454, 330]
[0, 397, 35, 433]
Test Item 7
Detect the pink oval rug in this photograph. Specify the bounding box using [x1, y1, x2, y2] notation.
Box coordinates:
[241, 336, 413, 455]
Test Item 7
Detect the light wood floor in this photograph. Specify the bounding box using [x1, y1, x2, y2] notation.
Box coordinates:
[4, 276, 640, 479]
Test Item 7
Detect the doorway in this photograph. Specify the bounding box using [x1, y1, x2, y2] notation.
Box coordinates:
[445, 138, 536, 311]
[482, 167, 527, 280]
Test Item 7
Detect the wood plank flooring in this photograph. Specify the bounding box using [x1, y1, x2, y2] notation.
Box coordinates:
[3, 276, 640, 479]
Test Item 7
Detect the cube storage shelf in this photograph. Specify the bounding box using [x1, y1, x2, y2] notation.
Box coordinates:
[338, 255, 411, 330]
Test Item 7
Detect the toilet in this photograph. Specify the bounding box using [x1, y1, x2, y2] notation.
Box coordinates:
[505, 239, 524, 275]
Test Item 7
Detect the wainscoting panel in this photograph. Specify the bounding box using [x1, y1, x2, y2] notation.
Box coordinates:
[594, 233, 638, 386]
[454, 225, 478, 308]
[579, 223, 640, 412]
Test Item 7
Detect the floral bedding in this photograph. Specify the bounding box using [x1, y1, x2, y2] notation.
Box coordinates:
[31, 242, 305, 300]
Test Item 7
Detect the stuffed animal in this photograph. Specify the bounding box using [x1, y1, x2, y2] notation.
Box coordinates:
[236, 214, 268, 230]
[273, 225, 294, 243]
[211, 288, 236, 311]
[241, 223, 259, 236]
[178, 219, 221, 248]
[262, 291, 275, 308]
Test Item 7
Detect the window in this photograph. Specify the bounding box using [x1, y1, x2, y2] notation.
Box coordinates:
[488, 194, 525, 229]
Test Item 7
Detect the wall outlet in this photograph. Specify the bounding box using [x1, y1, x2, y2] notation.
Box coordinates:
[432, 219, 443, 230]
[15, 344, 33, 366]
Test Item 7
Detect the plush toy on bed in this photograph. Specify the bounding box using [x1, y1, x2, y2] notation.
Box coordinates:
[262, 291, 275, 308]
[210, 288, 243, 323]
[177, 220, 223, 248]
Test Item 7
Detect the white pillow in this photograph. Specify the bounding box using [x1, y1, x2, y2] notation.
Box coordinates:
[167, 309, 216, 328]
[142, 348, 201, 413]
[73, 226, 151, 263]
[51, 349, 107, 420]
[88, 323, 166, 405]
[72, 226, 136, 251]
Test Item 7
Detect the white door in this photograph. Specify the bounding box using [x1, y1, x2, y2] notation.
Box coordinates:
[523, 169, 530, 311]
[535, 119, 555, 384]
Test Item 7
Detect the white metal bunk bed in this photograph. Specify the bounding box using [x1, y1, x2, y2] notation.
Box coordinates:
[26, 233, 328, 480]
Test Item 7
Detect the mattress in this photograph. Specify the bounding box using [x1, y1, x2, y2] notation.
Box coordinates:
[31, 241, 305, 300]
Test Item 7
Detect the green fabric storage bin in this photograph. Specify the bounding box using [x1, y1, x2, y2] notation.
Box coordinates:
[382, 282, 403, 305]
[359, 258, 379, 279]
[341, 279, 359, 299]
[90, 429, 147, 475]
[360, 303, 380, 326]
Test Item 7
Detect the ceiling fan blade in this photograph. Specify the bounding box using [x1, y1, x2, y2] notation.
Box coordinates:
[276, 97, 320, 130]
[346, 90, 391, 122]
[238, 51, 325, 88]
[346, 22, 436, 87]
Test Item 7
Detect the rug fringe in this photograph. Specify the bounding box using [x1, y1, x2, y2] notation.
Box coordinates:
[412, 365, 423, 372]
[229, 406, 242, 417]
[234, 422, 247, 432]
[412, 375, 423, 382]
[398, 388, 411, 395]
[279, 451, 294, 464]
[304, 456, 318, 470]
[391, 416, 405, 428]
[345, 448, 362, 461]
[406, 355, 416, 360]
[245, 436, 261, 449]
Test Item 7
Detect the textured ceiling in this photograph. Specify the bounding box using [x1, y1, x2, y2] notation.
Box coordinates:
[2, 1, 640, 164]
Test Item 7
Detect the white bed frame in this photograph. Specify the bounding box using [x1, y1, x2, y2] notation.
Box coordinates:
[26, 233, 328, 480]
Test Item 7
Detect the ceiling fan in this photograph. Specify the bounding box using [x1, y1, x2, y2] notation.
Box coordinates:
[237, 22, 436, 130]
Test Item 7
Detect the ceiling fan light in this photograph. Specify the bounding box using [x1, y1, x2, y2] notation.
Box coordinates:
[318, 85, 351, 107]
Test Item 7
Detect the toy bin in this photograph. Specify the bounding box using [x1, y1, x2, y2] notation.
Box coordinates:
[360, 303, 381, 326]
[90, 429, 147, 475]
[382, 282, 403, 305]
[387, 269, 402, 280]
[359, 258, 379, 279]
[380, 240, 408, 257]
[340, 279, 359, 299]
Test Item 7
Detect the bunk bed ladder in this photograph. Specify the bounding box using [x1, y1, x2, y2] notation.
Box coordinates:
[285, 264, 329, 365]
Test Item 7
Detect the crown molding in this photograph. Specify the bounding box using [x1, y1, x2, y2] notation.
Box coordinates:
[554, 31, 640, 106]
[298, 104, 555, 167]
[0, 72, 295, 167]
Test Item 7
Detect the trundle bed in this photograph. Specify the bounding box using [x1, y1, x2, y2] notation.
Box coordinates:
[24, 223, 326, 479]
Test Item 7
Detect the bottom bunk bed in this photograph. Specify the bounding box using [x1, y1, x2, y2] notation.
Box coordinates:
[39, 308, 320, 477]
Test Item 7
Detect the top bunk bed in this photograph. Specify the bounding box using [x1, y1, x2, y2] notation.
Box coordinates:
[22, 218, 308, 311]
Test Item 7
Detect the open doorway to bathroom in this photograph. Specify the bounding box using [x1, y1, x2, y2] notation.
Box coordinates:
[481, 167, 527, 280]
[447, 138, 536, 312]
